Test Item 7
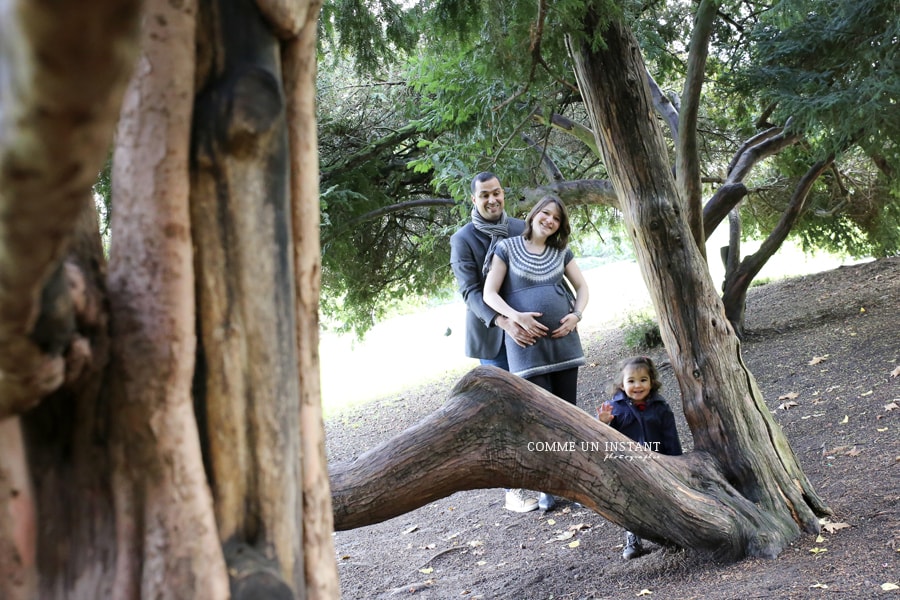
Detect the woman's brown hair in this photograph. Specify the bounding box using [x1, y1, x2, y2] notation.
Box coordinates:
[523, 195, 571, 249]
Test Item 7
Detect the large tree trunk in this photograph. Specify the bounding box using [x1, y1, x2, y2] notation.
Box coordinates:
[1, 0, 339, 597]
[190, 0, 303, 593]
[106, 0, 232, 597]
[0, 2, 140, 598]
[569, 5, 828, 547]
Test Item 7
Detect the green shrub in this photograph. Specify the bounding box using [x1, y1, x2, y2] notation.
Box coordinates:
[620, 310, 662, 350]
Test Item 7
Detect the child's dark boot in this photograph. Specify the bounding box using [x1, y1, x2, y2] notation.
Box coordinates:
[622, 531, 644, 559]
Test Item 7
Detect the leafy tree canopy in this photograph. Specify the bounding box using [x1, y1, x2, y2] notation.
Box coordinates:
[297, 0, 900, 335]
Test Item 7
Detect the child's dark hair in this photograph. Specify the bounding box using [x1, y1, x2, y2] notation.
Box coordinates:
[608, 356, 662, 396]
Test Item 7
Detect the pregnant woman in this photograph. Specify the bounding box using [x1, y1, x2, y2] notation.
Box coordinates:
[483, 194, 590, 402]
[483, 195, 589, 511]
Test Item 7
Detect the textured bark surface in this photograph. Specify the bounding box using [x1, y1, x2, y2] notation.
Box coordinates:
[2, 0, 337, 597]
[0, 1, 139, 598]
[17, 203, 115, 600]
[191, 0, 304, 591]
[106, 0, 230, 597]
[283, 5, 341, 597]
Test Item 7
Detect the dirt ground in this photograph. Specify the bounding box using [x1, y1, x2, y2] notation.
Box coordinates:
[325, 257, 900, 600]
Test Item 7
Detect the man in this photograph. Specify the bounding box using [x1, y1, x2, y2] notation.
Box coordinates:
[450, 171, 543, 512]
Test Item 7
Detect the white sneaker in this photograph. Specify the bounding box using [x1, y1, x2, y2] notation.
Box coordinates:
[504, 489, 539, 513]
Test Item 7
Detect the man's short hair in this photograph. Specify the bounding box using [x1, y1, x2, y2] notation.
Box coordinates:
[471, 171, 500, 194]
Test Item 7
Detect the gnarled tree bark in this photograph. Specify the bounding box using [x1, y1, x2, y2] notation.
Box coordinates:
[1, 0, 338, 597]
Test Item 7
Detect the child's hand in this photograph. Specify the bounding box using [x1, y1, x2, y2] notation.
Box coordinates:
[597, 402, 614, 424]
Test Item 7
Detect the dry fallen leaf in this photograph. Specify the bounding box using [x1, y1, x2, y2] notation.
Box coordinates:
[778, 400, 800, 410]
[882, 583, 899, 591]
[809, 583, 829, 589]
[885, 402, 899, 412]
[555, 530, 576, 541]
[815, 535, 826, 543]
[891, 366, 900, 378]
[568, 540, 580, 548]
[840, 415, 849, 424]
[546, 519, 556, 525]
[822, 520, 850, 533]
[847, 446, 862, 457]
[636, 590, 653, 597]
[419, 567, 433, 574]
[808, 355, 829, 365]
[778, 391, 800, 401]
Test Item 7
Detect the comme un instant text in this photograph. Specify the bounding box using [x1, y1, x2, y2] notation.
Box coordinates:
[527, 441, 661, 452]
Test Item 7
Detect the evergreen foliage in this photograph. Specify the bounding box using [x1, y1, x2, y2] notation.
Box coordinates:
[313, 0, 898, 336]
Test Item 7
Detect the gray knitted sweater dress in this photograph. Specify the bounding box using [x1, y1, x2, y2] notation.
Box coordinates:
[493, 237, 585, 378]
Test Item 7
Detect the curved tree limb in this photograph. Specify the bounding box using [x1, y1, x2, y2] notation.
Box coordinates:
[517, 179, 619, 213]
[320, 121, 423, 178]
[703, 126, 800, 235]
[531, 110, 600, 156]
[331, 367, 802, 560]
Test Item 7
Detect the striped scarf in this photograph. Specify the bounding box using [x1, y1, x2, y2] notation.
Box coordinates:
[471, 206, 511, 275]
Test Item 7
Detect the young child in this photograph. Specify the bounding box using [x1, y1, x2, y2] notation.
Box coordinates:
[597, 356, 682, 559]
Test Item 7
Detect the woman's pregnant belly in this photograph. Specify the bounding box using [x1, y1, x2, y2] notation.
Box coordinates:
[505, 284, 572, 329]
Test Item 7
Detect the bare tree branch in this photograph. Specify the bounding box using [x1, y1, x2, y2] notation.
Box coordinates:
[522, 133, 564, 182]
[676, 0, 719, 256]
[704, 125, 801, 235]
[647, 70, 679, 145]
[531, 110, 600, 156]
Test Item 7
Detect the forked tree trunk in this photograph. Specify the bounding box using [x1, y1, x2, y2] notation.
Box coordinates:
[330, 8, 830, 561]
[721, 157, 835, 337]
